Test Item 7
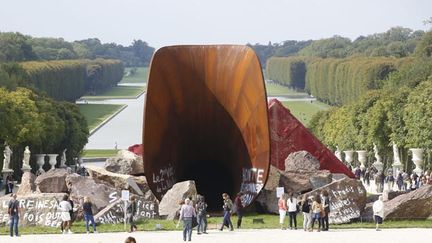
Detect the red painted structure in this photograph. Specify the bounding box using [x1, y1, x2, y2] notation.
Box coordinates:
[129, 99, 354, 179]
[268, 99, 354, 178]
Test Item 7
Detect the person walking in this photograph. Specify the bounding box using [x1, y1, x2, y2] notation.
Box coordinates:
[179, 198, 196, 241]
[287, 192, 298, 230]
[219, 193, 234, 231]
[196, 195, 208, 234]
[373, 196, 384, 231]
[59, 194, 73, 234]
[5, 175, 14, 195]
[82, 196, 97, 233]
[8, 194, 19, 237]
[278, 193, 287, 230]
[321, 190, 330, 231]
[301, 195, 312, 231]
[233, 192, 244, 228]
[311, 195, 322, 232]
[127, 196, 138, 232]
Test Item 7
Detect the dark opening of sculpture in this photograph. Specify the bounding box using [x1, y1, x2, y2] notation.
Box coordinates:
[143, 45, 270, 210]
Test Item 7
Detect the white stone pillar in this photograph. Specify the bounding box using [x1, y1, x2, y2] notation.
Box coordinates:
[35, 154, 46, 175]
[410, 148, 424, 176]
[356, 150, 367, 170]
[47, 154, 58, 171]
[343, 150, 354, 167]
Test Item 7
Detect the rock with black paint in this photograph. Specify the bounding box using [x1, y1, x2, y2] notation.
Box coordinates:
[95, 196, 159, 224]
[303, 177, 367, 224]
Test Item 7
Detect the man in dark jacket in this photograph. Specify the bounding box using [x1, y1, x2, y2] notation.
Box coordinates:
[234, 192, 244, 228]
[8, 194, 20, 237]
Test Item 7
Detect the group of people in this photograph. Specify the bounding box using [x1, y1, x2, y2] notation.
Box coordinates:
[353, 166, 432, 193]
[278, 191, 330, 232]
[178, 192, 243, 241]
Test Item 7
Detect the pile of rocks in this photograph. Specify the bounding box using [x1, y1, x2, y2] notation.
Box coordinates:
[256, 150, 367, 224]
[0, 150, 158, 227]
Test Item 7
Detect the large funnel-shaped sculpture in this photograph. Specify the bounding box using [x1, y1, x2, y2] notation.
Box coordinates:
[143, 45, 270, 210]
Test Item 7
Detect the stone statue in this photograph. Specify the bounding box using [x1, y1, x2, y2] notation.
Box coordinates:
[335, 146, 342, 161]
[22, 146, 32, 171]
[392, 142, 401, 165]
[373, 143, 382, 163]
[60, 149, 67, 168]
[2, 144, 12, 171]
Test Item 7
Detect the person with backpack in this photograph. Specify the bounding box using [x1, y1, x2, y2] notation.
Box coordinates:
[311, 195, 322, 232]
[287, 192, 298, 230]
[8, 194, 19, 237]
[196, 195, 208, 234]
[219, 193, 234, 231]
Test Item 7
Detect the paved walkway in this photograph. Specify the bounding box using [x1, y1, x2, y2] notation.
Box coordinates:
[2, 228, 432, 243]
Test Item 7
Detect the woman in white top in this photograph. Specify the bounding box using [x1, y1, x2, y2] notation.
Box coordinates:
[58, 195, 73, 234]
[287, 192, 298, 230]
[373, 196, 384, 231]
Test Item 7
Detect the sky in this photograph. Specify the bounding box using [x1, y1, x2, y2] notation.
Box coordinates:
[0, 0, 431, 48]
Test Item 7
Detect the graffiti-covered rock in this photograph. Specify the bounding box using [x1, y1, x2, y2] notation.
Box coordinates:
[0, 193, 65, 227]
[35, 169, 69, 193]
[17, 172, 36, 195]
[158, 180, 196, 220]
[105, 150, 144, 175]
[95, 196, 158, 224]
[303, 177, 367, 224]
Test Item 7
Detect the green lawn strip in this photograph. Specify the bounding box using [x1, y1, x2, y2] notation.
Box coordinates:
[265, 83, 308, 97]
[282, 101, 331, 125]
[0, 216, 430, 235]
[81, 86, 145, 100]
[82, 149, 119, 158]
[120, 67, 149, 83]
[78, 104, 124, 131]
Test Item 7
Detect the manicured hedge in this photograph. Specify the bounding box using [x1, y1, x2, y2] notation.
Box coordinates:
[305, 57, 408, 105]
[266, 56, 314, 90]
[20, 59, 124, 101]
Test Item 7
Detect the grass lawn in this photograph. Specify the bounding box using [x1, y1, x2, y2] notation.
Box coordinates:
[282, 101, 330, 125]
[78, 104, 124, 131]
[81, 86, 146, 100]
[0, 214, 430, 235]
[265, 82, 308, 97]
[82, 149, 119, 158]
[121, 67, 149, 83]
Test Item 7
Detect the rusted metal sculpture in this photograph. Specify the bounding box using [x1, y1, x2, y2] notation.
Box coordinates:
[143, 45, 270, 209]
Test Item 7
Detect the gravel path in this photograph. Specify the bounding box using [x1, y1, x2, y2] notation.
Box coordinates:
[3, 228, 432, 243]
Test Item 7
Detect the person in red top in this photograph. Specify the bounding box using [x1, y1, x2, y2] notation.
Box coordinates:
[233, 192, 244, 228]
[278, 193, 287, 230]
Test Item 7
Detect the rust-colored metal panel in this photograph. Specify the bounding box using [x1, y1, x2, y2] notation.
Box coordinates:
[143, 45, 270, 209]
